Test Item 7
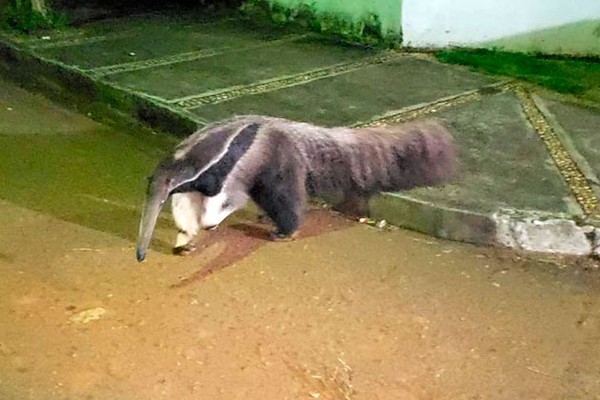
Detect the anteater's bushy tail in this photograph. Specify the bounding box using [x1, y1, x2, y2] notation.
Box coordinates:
[340, 119, 458, 194]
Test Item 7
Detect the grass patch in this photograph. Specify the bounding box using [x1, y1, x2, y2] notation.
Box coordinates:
[435, 48, 600, 103]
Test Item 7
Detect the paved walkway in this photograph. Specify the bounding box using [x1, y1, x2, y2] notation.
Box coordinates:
[2, 12, 600, 255]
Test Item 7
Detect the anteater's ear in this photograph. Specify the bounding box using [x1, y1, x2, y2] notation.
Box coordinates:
[148, 157, 199, 194]
[166, 164, 201, 193]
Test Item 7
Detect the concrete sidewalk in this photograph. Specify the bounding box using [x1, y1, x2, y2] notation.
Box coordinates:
[1, 12, 599, 256]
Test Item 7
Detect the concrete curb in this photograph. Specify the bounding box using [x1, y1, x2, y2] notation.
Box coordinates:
[372, 192, 598, 256]
[493, 208, 596, 256]
[0, 37, 198, 137]
[369, 193, 497, 246]
[0, 36, 595, 257]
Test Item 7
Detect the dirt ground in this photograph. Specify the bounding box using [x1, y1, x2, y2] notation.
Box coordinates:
[1, 74, 600, 400]
[1, 200, 600, 400]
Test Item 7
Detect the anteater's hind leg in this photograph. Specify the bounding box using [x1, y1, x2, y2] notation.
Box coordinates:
[333, 188, 370, 219]
[171, 192, 203, 256]
[250, 169, 306, 241]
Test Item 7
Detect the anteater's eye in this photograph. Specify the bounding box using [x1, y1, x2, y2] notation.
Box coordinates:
[222, 200, 232, 210]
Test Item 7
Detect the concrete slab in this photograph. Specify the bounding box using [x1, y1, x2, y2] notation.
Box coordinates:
[103, 37, 371, 100]
[540, 97, 600, 184]
[191, 56, 497, 126]
[407, 90, 573, 215]
[31, 19, 288, 69]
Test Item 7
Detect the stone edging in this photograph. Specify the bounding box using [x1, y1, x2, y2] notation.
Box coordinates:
[170, 51, 404, 108]
[0, 37, 198, 137]
[371, 193, 599, 256]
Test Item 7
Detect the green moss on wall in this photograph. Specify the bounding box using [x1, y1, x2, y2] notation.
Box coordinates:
[1, 0, 67, 33]
[239, 0, 401, 48]
[274, 0, 401, 34]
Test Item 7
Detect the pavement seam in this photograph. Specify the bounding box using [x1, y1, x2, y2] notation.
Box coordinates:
[27, 31, 140, 50]
[514, 85, 600, 219]
[170, 51, 405, 109]
[25, 18, 237, 50]
[351, 80, 515, 128]
[86, 34, 308, 78]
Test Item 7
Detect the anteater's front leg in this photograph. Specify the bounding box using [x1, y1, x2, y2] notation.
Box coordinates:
[171, 192, 203, 256]
[250, 170, 306, 241]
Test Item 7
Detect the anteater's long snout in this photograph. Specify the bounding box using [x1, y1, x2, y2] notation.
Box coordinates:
[136, 180, 170, 262]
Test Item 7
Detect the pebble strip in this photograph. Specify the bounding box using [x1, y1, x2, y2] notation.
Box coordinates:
[353, 81, 515, 128]
[172, 51, 404, 109]
[514, 85, 599, 218]
[86, 35, 306, 77]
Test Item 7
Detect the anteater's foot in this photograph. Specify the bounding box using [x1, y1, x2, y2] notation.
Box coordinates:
[257, 214, 271, 224]
[172, 242, 197, 257]
[269, 231, 298, 242]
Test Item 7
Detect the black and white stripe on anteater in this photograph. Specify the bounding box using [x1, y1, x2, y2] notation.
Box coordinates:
[136, 115, 457, 261]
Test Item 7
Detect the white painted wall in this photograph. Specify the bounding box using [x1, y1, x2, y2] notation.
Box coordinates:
[402, 0, 600, 48]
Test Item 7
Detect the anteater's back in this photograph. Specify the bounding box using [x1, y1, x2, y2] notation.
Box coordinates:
[270, 118, 457, 198]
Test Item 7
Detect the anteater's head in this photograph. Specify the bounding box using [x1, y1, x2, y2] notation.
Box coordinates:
[136, 159, 199, 263]
[136, 120, 260, 262]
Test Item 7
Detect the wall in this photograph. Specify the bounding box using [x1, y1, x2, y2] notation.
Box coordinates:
[402, 0, 600, 56]
[271, 0, 403, 36]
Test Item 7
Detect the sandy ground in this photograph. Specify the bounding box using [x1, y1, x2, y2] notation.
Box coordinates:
[1, 200, 599, 400]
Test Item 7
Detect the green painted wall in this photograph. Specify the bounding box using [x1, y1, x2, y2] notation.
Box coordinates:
[403, 1, 600, 57]
[270, 0, 402, 35]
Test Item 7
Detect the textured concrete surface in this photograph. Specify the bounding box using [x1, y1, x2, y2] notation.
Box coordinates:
[2, 12, 600, 255]
[541, 97, 600, 185]
[190, 56, 496, 126]
[493, 209, 594, 255]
